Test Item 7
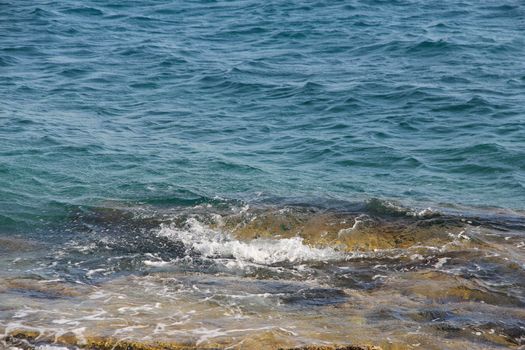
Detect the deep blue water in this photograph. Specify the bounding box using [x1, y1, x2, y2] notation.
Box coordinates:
[1, 0, 525, 229]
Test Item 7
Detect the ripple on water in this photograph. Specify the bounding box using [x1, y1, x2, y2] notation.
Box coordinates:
[1, 0, 525, 348]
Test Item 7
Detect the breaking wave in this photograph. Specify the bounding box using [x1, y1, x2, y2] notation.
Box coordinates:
[156, 217, 343, 266]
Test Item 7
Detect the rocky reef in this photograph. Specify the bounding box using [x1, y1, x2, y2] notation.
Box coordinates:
[4, 329, 381, 350]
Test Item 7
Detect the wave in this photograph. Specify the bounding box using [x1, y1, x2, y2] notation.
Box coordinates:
[156, 217, 342, 267]
[61, 7, 104, 16]
[33, 196, 522, 283]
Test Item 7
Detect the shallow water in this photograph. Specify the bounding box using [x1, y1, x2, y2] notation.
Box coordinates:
[1, 0, 525, 349]
[1, 201, 525, 349]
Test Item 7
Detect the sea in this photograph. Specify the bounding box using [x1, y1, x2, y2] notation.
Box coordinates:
[1, 1, 524, 349]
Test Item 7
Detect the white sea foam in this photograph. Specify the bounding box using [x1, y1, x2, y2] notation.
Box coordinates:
[415, 207, 437, 218]
[338, 214, 373, 237]
[156, 218, 341, 265]
[143, 260, 171, 267]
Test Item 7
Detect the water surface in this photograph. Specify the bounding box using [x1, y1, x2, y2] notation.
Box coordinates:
[1, 0, 525, 349]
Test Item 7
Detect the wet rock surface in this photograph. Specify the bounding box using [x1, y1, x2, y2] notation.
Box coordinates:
[1, 201, 524, 349]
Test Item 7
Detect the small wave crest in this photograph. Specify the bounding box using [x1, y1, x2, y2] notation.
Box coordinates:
[156, 217, 342, 266]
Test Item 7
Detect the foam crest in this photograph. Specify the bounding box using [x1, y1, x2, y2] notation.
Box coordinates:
[157, 218, 342, 265]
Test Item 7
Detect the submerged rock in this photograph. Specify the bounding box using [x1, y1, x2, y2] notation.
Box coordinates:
[2, 202, 523, 350]
[399, 271, 524, 307]
[0, 236, 41, 253]
[214, 206, 467, 252]
[282, 346, 382, 350]
[3, 329, 382, 350]
[2, 277, 93, 299]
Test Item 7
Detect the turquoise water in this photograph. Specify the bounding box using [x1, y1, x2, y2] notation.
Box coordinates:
[2, 2, 525, 349]
[2, 0, 525, 230]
